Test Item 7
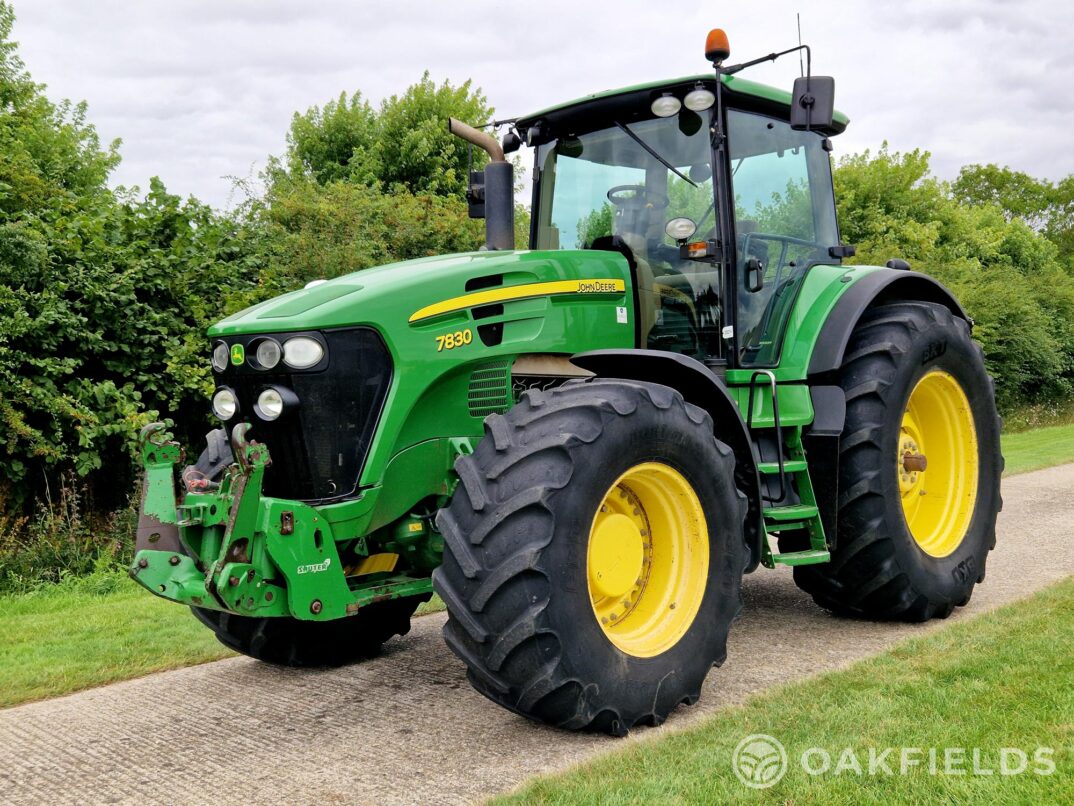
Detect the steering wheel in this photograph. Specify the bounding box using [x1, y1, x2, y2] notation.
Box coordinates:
[607, 185, 670, 210]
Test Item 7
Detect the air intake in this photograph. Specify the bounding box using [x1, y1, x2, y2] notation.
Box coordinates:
[468, 360, 512, 417]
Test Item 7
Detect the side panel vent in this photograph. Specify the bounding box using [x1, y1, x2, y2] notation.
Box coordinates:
[468, 360, 512, 417]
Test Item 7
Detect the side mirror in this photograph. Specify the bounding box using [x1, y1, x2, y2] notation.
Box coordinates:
[790, 76, 835, 131]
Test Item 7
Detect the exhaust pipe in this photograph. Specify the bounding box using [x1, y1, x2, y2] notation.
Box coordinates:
[448, 118, 514, 251]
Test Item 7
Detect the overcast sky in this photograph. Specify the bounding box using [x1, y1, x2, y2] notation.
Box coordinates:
[12, 0, 1074, 209]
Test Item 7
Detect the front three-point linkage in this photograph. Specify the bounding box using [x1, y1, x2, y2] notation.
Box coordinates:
[129, 422, 289, 616]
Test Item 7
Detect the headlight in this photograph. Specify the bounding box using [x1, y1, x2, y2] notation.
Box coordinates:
[211, 342, 229, 372]
[254, 385, 299, 421]
[665, 217, 698, 241]
[254, 338, 281, 370]
[212, 388, 238, 421]
[684, 87, 715, 111]
[283, 336, 324, 369]
[650, 93, 681, 118]
[255, 388, 285, 421]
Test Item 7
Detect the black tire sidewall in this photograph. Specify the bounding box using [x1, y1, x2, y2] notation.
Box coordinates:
[537, 395, 743, 705]
[869, 316, 1000, 603]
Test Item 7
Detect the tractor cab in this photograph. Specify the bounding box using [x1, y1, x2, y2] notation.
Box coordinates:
[517, 72, 847, 369]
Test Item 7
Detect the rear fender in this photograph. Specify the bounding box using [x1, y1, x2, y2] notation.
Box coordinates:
[807, 269, 968, 379]
[570, 349, 765, 572]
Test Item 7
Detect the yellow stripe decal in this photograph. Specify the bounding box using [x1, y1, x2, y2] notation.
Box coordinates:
[409, 278, 626, 323]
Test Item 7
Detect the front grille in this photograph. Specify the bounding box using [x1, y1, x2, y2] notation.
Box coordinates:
[219, 328, 392, 502]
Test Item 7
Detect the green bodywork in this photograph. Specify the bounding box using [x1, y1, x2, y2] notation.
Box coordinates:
[130, 246, 886, 618]
[128, 71, 892, 622]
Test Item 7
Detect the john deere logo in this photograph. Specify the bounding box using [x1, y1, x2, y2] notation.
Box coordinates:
[230, 343, 245, 366]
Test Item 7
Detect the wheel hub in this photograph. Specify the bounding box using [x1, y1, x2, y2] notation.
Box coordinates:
[898, 370, 979, 557]
[586, 462, 708, 658]
[588, 512, 646, 600]
[898, 427, 925, 494]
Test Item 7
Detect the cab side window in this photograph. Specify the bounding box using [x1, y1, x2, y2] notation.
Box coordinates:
[728, 109, 839, 366]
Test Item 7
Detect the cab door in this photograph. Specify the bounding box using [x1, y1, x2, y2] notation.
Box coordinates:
[726, 108, 840, 367]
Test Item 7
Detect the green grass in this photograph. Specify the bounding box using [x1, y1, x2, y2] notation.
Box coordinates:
[500, 579, 1074, 804]
[0, 572, 444, 709]
[1001, 422, 1074, 475]
[0, 571, 232, 708]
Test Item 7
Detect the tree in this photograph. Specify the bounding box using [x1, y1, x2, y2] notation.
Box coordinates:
[0, 3, 119, 217]
[0, 2, 262, 508]
[835, 146, 1074, 410]
[576, 203, 613, 247]
[375, 72, 492, 199]
[275, 72, 492, 200]
[953, 163, 1074, 265]
[283, 91, 379, 186]
[243, 176, 483, 294]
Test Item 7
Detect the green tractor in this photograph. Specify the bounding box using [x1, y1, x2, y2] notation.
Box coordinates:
[132, 29, 1002, 735]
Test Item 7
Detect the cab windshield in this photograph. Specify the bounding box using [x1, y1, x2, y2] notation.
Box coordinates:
[535, 114, 723, 359]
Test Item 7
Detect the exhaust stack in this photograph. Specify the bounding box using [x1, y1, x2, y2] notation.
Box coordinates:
[448, 118, 514, 251]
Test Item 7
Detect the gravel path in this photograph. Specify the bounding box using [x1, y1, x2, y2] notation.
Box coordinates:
[2, 463, 1072, 805]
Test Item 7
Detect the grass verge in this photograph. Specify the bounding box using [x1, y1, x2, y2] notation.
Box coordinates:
[0, 572, 444, 709]
[1001, 422, 1074, 475]
[499, 578, 1074, 804]
[0, 570, 231, 708]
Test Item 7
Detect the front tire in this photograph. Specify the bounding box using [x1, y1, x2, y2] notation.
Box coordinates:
[794, 302, 1002, 621]
[192, 595, 427, 666]
[433, 379, 747, 735]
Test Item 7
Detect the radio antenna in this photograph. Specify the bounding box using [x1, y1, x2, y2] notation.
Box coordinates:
[797, 13, 805, 76]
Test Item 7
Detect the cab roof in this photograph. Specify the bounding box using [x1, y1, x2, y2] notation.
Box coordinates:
[516, 73, 849, 136]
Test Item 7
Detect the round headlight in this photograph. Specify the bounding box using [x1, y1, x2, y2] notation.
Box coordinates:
[684, 88, 716, 112]
[283, 336, 325, 369]
[255, 339, 281, 370]
[650, 94, 681, 118]
[665, 217, 698, 241]
[211, 388, 238, 421]
[211, 342, 229, 372]
[255, 388, 285, 421]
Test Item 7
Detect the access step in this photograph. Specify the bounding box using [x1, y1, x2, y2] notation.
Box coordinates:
[762, 503, 819, 522]
[772, 549, 831, 567]
[757, 460, 808, 475]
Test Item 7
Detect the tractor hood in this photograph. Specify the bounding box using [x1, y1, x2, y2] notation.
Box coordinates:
[205, 246, 633, 510]
[208, 249, 633, 339]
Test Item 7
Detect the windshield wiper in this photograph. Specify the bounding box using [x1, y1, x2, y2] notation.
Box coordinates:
[614, 121, 697, 188]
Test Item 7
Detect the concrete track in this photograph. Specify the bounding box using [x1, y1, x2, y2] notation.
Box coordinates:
[2, 464, 1072, 805]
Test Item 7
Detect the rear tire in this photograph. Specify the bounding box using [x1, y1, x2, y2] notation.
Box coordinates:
[192, 595, 427, 667]
[433, 379, 747, 735]
[793, 302, 1002, 621]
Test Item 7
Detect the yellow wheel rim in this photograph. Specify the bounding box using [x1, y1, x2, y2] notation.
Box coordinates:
[586, 462, 709, 658]
[899, 370, 978, 557]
